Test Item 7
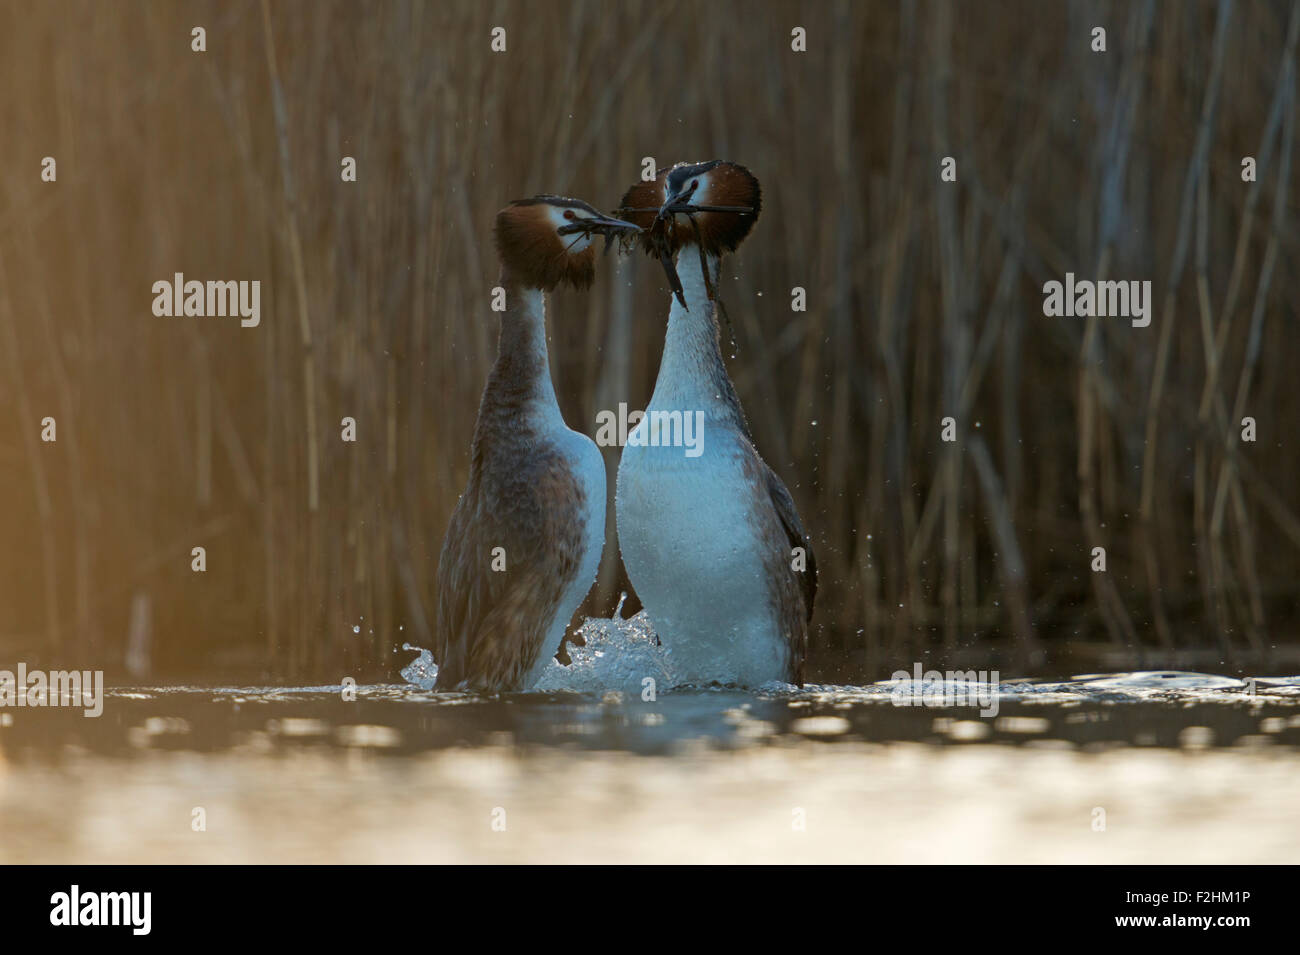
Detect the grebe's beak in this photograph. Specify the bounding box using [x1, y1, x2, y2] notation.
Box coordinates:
[651, 183, 757, 309]
[558, 212, 642, 256]
[658, 180, 757, 219]
[558, 213, 642, 239]
[657, 180, 697, 221]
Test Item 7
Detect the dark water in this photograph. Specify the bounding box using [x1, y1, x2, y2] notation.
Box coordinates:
[2, 673, 1298, 863]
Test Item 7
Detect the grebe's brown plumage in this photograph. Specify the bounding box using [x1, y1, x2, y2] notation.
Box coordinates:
[433, 196, 638, 692]
[619, 161, 761, 304]
[493, 197, 603, 291]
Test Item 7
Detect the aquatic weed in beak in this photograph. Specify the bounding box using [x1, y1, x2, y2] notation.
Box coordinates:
[558, 213, 642, 255]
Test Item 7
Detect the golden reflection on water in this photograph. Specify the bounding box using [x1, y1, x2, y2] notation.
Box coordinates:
[2, 742, 1298, 863]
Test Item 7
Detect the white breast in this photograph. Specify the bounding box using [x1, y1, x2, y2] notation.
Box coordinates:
[617, 427, 786, 686]
[615, 249, 789, 686]
[616, 250, 790, 686]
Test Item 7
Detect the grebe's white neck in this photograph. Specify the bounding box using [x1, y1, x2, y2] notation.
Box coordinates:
[648, 251, 741, 427]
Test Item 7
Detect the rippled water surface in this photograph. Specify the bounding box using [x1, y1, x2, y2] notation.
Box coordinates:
[2, 672, 1298, 863]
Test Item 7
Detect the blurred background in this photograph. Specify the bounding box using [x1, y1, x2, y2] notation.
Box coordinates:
[0, 0, 1296, 684]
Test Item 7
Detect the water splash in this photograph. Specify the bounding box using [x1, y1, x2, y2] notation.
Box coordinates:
[533, 597, 672, 694]
[398, 595, 673, 694]
[400, 642, 438, 690]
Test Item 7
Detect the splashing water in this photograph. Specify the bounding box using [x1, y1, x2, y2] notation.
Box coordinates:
[402, 603, 1300, 703]
[401, 594, 676, 694]
[533, 597, 672, 693]
[399, 642, 438, 690]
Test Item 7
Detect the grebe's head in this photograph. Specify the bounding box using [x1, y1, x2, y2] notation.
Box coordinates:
[618, 161, 761, 303]
[493, 195, 642, 291]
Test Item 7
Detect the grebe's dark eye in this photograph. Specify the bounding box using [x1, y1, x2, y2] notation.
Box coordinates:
[563, 210, 576, 220]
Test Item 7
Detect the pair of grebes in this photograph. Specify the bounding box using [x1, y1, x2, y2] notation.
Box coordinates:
[433, 161, 815, 691]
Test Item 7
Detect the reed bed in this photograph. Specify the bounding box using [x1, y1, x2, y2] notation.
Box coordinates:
[0, 0, 1296, 681]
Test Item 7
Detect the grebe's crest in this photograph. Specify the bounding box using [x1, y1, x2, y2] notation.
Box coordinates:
[494, 196, 637, 291]
[618, 160, 762, 257]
